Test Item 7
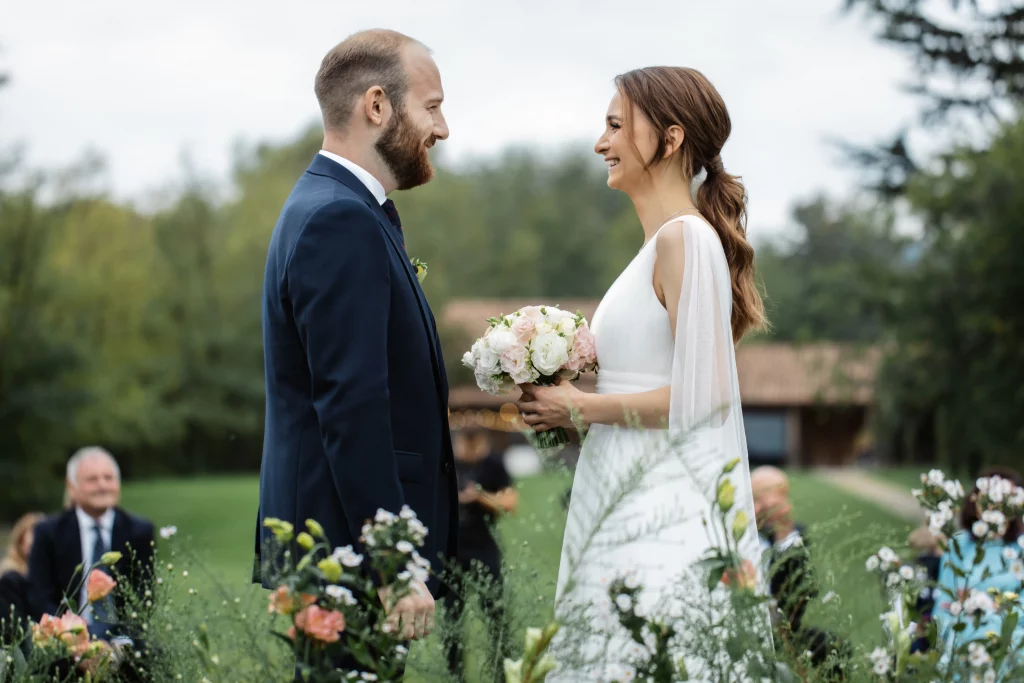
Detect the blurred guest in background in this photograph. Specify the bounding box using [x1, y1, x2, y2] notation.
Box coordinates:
[0, 512, 43, 648]
[751, 466, 848, 677]
[907, 525, 942, 654]
[933, 467, 1024, 653]
[443, 427, 517, 683]
[28, 447, 155, 642]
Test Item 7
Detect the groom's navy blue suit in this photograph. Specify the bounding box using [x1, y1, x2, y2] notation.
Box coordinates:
[255, 154, 457, 595]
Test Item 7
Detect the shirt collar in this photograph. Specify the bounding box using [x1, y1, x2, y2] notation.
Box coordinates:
[75, 505, 115, 533]
[317, 150, 387, 205]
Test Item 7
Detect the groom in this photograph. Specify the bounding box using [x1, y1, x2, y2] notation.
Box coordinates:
[254, 28, 458, 650]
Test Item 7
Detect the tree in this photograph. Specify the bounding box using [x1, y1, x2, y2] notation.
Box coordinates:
[842, 0, 1024, 195]
[875, 118, 1024, 472]
[756, 195, 909, 343]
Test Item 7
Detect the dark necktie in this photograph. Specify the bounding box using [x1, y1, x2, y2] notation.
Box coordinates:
[90, 522, 115, 628]
[381, 199, 404, 247]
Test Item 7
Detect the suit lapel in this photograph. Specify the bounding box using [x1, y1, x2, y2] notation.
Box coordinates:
[60, 511, 84, 602]
[305, 155, 446, 402]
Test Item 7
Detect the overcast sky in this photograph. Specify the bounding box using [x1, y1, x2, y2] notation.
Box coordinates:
[3, 0, 930, 237]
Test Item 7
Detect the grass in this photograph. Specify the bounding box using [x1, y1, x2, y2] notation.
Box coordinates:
[113, 466, 910, 680]
[865, 467, 927, 493]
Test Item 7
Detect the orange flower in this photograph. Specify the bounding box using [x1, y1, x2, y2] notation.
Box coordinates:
[293, 605, 346, 644]
[77, 640, 113, 674]
[86, 569, 117, 603]
[268, 586, 316, 616]
[32, 614, 63, 646]
[720, 559, 758, 591]
[32, 613, 90, 654]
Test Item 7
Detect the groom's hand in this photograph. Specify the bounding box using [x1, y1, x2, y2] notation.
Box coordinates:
[378, 580, 435, 640]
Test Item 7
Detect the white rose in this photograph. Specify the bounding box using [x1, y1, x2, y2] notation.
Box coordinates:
[478, 345, 501, 375]
[972, 521, 990, 538]
[486, 327, 518, 355]
[944, 480, 962, 498]
[534, 320, 554, 336]
[886, 572, 902, 587]
[866, 555, 880, 572]
[530, 333, 570, 376]
[977, 477, 991, 493]
[899, 565, 915, 581]
[989, 486, 1005, 504]
[556, 316, 577, 343]
[927, 470, 945, 486]
[1003, 547, 1020, 562]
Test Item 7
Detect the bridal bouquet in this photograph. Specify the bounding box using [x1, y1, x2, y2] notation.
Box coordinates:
[462, 305, 597, 448]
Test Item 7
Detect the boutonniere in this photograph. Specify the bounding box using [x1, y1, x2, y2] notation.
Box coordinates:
[411, 257, 428, 284]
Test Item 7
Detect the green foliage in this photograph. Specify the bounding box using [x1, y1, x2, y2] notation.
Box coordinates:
[875, 118, 1024, 471]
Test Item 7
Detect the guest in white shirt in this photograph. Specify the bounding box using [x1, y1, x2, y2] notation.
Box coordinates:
[28, 447, 154, 641]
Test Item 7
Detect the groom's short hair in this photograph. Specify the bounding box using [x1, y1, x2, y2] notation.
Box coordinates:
[315, 29, 424, 132]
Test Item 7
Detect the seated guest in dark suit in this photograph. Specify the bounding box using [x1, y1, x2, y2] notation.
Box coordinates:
[752, 466, 849, 677]
[28, 447, 155, 643]
[0, 512, 43, 648]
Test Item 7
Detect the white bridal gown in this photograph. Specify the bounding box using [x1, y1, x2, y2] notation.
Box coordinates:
[549, 215, 769, 682]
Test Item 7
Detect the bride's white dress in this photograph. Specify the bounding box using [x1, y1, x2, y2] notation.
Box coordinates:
[549, 215, 767, 682]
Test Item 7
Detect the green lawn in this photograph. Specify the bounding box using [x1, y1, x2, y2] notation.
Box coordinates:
[865, 467, 927, 493]
[117, 468, 908, 680]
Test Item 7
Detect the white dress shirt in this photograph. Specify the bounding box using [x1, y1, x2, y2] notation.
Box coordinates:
[76, 506, 115, 620]
[318, 150, 387, 205]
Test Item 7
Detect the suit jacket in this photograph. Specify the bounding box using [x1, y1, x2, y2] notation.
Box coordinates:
[0, 570, 30, 646]
[255, 154, 458, 595]
[27, 507, 155, 622]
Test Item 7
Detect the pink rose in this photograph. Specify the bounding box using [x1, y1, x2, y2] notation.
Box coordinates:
[511, 314, 538, 343]
[32, 613, 90, 655]
[570, 325, 597, 368]
[86, 569, 117, 603]
[294, 604, 346, 644]
[268, 586, 316, 616]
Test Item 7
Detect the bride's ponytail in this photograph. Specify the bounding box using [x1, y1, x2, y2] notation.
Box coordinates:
[695, 156, 765, 342]
[615, 66, 767, 342]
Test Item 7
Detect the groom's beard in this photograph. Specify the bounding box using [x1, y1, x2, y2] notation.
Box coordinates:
[376, 108, 435, 191]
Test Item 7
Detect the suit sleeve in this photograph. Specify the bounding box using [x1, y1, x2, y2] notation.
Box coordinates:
[27, 525, 59, 619]
[288, 199, 405, 545]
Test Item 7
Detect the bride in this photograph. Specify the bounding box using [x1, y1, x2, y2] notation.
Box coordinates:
[517, 66, 769, 681]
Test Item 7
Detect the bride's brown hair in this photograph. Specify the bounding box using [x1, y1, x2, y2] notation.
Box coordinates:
[615, 66, 766, 342]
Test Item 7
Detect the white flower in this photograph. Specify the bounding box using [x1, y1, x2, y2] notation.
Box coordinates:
[159, 526, 177, 539]
[615, 594, 633, 611]
[396, 541, 414, 555]
[556, 316, 577, 343]
[972, 521, 990, 538]
[406, 562, 429, 583]
[963, 591, 996, 616]
[868, 647, 890, 675]
[1003, 546, 1020, 561]
[911, 488, 923, 498]
[886, 572, 902, 587]
[332, 545, 364, 568]
[624, 573, 639, 589]
[977, 477, 991, 493]
[866, 555, 880, 572]
[361, 674, 378, 682]
[486, 327, 518, 355]
[1011, 560, 1024, 579]
[927, 470, 946, 486]
[395, 644, 408, 656]
[878, 547, 899, 564]
[944, 480, 963, 498]
[968, 642, 991, 668]
[899, 565, 915, 581]
[949, 601, 963, 617]
[500, 343, 537, 384]
[530, 332, 570, 376]
[982, 510, 1006, 528]
[984, 669, 997, 683]
[325, 585, 358, 606]
[400, 505, 416, 520]
[822, 591, 837, 604]
[374, 509, 396, 525]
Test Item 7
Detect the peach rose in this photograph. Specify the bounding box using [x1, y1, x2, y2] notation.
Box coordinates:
[293, 604, 346, 644]
[77, 640, 114, 674]
[268, 586, 316, 616]
[511, 314, 538, 343]
[87, 569, 117, 603]
[720, 559, 758, 591]
[569, 325, 597, 369]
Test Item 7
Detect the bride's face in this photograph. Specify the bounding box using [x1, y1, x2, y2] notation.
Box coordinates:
[594, 92, 659, 193]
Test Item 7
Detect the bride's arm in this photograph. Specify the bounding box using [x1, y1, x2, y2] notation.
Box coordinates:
[518, 225, 687, 431]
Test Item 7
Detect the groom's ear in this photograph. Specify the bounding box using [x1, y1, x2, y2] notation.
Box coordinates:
[663, 125, 685, 159]
[364, 86, 391, 128]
